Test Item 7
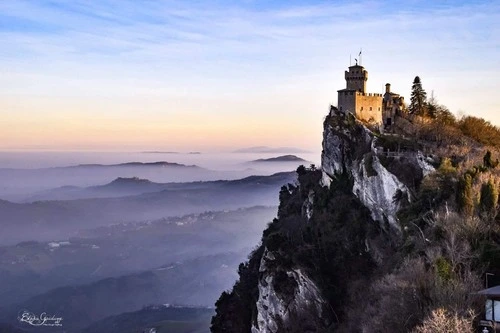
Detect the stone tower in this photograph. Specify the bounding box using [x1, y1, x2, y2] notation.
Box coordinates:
[345, 65, 367, 92]
[337, 64, 382, 124]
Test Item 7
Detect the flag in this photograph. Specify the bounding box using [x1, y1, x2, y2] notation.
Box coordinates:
[359, 50, 362, 56]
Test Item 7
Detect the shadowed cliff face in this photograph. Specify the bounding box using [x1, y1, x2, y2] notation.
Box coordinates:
[211, 109, 436, 333]
[321, 108, 435, 231]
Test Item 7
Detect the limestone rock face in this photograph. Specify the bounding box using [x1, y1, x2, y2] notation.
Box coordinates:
[321, 108, 434, 230]
[251, 249, 330, 333]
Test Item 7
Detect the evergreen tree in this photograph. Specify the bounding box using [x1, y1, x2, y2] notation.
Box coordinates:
[483, 150, 499, 169]
[296, 165, 307, 176]
[438, 157, 456, 174]
[480, 179, 498, 214]
[426, 92, 438, 118]
[409, 76, 427, 116]
[457, 174, 474, 216]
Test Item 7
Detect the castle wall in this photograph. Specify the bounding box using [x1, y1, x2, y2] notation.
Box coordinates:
[354, 93, 383, 124]
[337, 90, 356, 114]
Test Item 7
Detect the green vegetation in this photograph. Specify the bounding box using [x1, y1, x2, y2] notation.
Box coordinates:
[457, 174, 475, 216]
[480, 179, 498, 214]
[438, 157, 457, 174]
[434, 256, 453, 282]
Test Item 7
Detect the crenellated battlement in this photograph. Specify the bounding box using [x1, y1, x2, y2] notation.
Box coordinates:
[356, 92, 382, 97]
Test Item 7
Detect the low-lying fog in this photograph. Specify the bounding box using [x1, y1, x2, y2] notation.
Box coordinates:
[0, 151, 319, 200]
[0, 150, 318, 332]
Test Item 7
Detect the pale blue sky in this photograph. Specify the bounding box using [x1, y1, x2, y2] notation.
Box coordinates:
[1, 0, 499, 151]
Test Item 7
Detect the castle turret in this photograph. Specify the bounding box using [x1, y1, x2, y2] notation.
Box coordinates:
[385, 83, 391, 94]
[345, 65, 367, 93]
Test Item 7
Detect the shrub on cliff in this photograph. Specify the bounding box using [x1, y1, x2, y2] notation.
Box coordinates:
[457, 174, 475, 216]
[412, 308, 475, 333]
[479, 179, 499, 215]
[459, 116, 500, 147]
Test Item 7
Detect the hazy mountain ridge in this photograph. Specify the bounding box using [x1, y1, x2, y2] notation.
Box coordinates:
[24, 172, 296, 202]
[233, 146, 311, 154]
[0, 172, 295, 244]
[0, 160, 285, 201]
[0, 161, 200, 171]
[250, 155, 307, 163]
[0, 206, 277, 309]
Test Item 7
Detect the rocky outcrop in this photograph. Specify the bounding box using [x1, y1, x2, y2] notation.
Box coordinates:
[212, 109, 435, 333]
[251, 249, 329, 333]
[321, 108, 434, 230]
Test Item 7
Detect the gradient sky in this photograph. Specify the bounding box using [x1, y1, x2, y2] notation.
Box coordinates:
[1, 0, 499, 151]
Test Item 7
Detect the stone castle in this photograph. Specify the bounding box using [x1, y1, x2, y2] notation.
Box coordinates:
[337, 64, 406, 126]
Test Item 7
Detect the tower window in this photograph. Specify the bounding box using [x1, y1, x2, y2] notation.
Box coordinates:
[370, 107, 372, 111]
[340, 106, 343, 111]
[360, 107, 363, 111]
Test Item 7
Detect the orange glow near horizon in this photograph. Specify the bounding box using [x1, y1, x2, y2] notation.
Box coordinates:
[1, 94, 326, 152]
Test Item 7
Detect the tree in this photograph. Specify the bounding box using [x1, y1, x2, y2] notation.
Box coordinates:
[409, 76, 428, 116]
[296, 165, 307, 176]
[459, 116, 500, 147]
[427, 93, 456, 124]
[438, 157, 456, 174]
[457, 174, 474, 216]
[483, 150, 499, 169]
[434, 106, 456, 126]
[426, 91, 438, 119]
[480, 179, 498, 214]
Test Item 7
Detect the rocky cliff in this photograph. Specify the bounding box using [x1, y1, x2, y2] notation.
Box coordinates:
[210, 108, 485, 333]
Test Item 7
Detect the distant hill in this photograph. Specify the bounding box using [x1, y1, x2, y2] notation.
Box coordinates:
[141, 151, 180, 154]
[23, 172, 296, 202]
[80, 305, 213, 333]
[233, 146, 311, 154]
[0, 253, 240, 332]
[0, 161, 200, 171]
[250, 155, 307, 163]
[71, 161, 199, 168]
[0, 172, 296, 243]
